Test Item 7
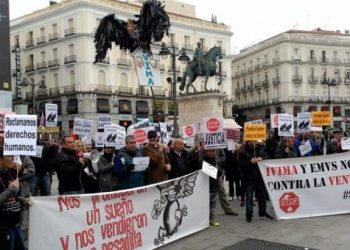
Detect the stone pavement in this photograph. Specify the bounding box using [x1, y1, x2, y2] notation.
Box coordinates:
[30, 176, 350, 250]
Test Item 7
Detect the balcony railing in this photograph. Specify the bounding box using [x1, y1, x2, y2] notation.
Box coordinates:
[308, 76, 318, 84]
[291, 55, 302, 61]
[64, 55, 77, 64]
[65, 28, 76, 37]
[63, 85, 76, 94]
[25, 91, 33, 100]
[36, 62, 47, 70]
[262, 79, 270, 87]
[168, 65, 180, 73]
[152, 88, 165, 96]
[37, 36, 47, 44]
[49, 32, 59, 41]
[48, 59, 60, 68]
[94, 85, 112, 94]
[183, 44, 193, 51]
[332, 58, 341, 64]
[117, 58, 131, 67]
[25, 64, 35, 73]
[37, 88, 47, 97]
[118, 86, 132, 94]
[97, 57, 110, 65]
[26, 39, 34, 48]
[320, 57, 329, 63]
[138, 87, 150, 96]
[48, 87, 60, 95]
[272, 57, 280, 64]
[272, 77, 280, 85]
[307, 57, 317, 63]
[292, 75, 303, 83]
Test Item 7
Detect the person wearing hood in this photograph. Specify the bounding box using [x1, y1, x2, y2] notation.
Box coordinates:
[112, 135, 145, 190]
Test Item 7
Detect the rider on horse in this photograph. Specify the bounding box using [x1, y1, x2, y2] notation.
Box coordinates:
[193, 42, 205, 74]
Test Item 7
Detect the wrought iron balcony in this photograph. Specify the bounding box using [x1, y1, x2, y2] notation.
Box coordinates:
[48, 59, 60, 68]
[64, 55, 77, 64]
[117, 58, 131, 67]
[49, 32, 59, 41]
[36, 62, 47, 70]
[272, 77, 280, 85]
[48, 87, 60, 95]
[65, 28, 76, 37]
[63, 85, 76, 94]
[25, 64, 35, 73]
[292, 75, 303, 83]
[94, 84, 112, 94]
[26, 39, 34, 48]
[118, 86, 132, 94]
[308, 76, 318, 84]
[37, 36, 47, 45]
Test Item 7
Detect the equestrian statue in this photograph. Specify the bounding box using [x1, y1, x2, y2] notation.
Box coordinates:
[179, 42, 223, 93]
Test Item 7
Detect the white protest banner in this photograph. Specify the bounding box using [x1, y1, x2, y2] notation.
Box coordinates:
[116, 125, 127, 149]
[224, 128, 240, 141]
[278, 114, 294, 137]
[270, 114, 278, 129]
[258, 152, 350, 220]
[127, 119, 152, 135]
[45, 103, 58, 127]
[29, 171, 209, 250]
[132, 157, 150, 172]
[297, 112, 311, 133]
[3, 114, 37, 156]
[73, 118, 93, 136]
[104, 125, 118, 147]
[182, 124, 196, 138]
[185, 137, 195, 148]
[299, 140, 312, 156]
[97, 115, 112, 130]
[202, 161, 218, 179]
[95, 132, 105, 148]
[133, 48, 162, 87]
[341, 137, 350, 150]
[202, 117, 225, 149]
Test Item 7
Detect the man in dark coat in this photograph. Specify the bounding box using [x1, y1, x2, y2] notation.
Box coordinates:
[55, 136, 85, 195]
[168, 138, 190, 179]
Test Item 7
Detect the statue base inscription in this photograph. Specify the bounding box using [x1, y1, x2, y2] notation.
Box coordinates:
[178, 92, 226, 134]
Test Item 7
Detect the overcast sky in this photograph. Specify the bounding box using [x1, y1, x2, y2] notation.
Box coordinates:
[9, 0, 350, 54]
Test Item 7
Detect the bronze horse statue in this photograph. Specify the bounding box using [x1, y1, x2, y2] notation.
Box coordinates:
[179, 46, 223, 93]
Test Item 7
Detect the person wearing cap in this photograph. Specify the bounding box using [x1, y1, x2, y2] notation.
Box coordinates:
[326, 128, 346, 154]
[143, 130, 171, 184]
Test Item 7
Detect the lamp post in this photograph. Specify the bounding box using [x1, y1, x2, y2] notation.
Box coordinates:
[322, 74, 336, 110]
[159, 42, 189, 137]
[21, 77, 46, 115]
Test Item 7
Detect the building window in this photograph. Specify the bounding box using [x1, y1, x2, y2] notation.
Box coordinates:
[67, 99, 78, 114]
[322, 51, 327, 62]
[52, 101, 61, 115]
[321, 106, 329, 111]
[97, 98, 110, 113]
[118, 100, 132, 114]
[345, 109, 350, 117]
[136, 101, 149, 115]
[309, 106, 317, 112]
[333, 106, 342, 117]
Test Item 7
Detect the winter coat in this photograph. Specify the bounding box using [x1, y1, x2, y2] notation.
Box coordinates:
[143, 144, 169, 184]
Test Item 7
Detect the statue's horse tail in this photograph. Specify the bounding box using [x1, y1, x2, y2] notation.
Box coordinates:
[179, 71, 187, 91]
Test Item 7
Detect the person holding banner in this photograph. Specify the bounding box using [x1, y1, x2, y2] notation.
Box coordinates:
[274, 137, 297, 159]
[113, 135, 145, 190]
[241, 141, 273, 223]
[55, 137, 85, 195]
[0, 149, 26, 250]
[143, 130, 171, 184]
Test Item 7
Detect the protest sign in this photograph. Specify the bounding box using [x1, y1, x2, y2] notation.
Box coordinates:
[243, 124, 266, 141]
[299, 140, 312, 156]
[127, 119, 152, 135]
[258, 152, 350, 220]
[3, 114, 37, 156]
[97, 115, 112, 130]
[202, 117, 225, 149]
[0, 110, 14, 132]
[297, 112, 311, 133]
[73, 118, 93, 136]
[29, 171, 209, 250]
[341, 137, 350, 150]
[154, 122, 169, 144]
[312, 111, 332, 126]
[104, 125, 118, 147]
[45, 103, 58, 127]
[278, 114, 293, 137]
[95, 132, 105, 148]
[224, 128, 240, 141]
[132, 157, 150, 172]
[182, 124, 196, 138]
[202, 161, 218, 179]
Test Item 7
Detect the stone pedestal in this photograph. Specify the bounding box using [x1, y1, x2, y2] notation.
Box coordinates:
[178, 92, 226, 132]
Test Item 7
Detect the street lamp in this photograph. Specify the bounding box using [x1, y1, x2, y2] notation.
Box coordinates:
[159, 42, 190, 137]
[321, 74, 336, 110]
[21, 77, 46, 115]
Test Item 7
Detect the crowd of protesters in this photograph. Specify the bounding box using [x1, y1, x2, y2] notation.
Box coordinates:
[0, 126, 348, 249]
